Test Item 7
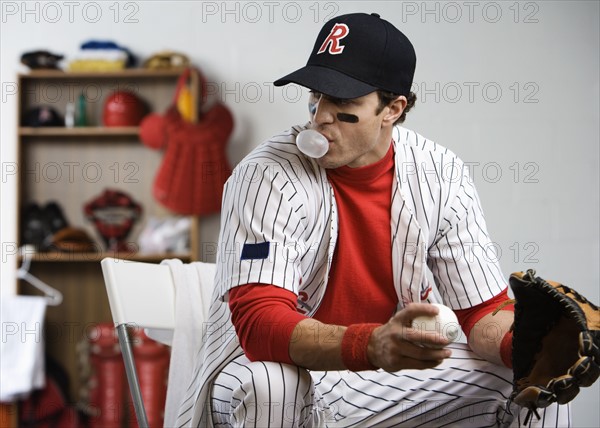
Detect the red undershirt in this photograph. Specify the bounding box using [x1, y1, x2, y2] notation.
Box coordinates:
[229, 143, 513, 364]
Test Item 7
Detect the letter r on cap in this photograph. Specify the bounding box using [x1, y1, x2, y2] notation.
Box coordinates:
[318, 23, 349, 55]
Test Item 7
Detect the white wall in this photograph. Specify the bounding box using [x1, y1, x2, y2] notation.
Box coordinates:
[1, 1, 598, 425]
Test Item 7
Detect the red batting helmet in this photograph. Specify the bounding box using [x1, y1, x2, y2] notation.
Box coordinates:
[103, 90, 148, 127]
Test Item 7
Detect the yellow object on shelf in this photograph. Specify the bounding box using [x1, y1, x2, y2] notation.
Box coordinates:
[177, 85, 196, 123]
[68, 59, 126, 71]
[144, 50, 190, 70]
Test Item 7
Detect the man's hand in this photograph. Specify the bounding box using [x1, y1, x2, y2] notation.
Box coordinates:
[290, 303, 453, 371]
[368, 303, 453, 372]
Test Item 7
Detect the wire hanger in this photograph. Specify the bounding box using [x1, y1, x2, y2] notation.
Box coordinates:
[17, 245, 63, 306]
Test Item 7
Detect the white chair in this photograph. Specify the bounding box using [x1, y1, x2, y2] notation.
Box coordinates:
[100, 257, 214, 428]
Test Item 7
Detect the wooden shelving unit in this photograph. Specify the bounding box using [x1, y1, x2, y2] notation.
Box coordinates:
[24, 68, 187, 78]
[16, 68, 199, 402]
[18, 251, 193, 263]
[19, 126, 140, 136]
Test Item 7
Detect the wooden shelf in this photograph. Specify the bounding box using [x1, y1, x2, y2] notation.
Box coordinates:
[19, 126, 139, 137]
[19, 251, 192, 263]
[19, 68, 187, 79]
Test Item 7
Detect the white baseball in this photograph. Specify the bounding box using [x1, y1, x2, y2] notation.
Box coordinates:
[411, 303, 460, 347]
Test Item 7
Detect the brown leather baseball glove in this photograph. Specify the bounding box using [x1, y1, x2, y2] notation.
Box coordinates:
[508, 269, 599, 423]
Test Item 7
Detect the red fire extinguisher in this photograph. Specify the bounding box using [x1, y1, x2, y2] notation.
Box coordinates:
[128, 328, 170, 428]
[87, 323, 126, 428]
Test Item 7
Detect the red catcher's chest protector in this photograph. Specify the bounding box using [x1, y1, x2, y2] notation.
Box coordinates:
[139, 67, 234, 216]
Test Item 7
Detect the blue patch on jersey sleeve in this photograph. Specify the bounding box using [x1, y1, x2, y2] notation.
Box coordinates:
[240, 242, 270, 260]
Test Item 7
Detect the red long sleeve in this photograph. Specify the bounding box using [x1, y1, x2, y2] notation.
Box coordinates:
[228, 283, 307, 363]
[229, 285, 515, 366]
[454, 288, 514, 338]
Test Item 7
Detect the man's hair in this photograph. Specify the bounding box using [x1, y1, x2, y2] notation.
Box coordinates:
[376, 91, 417, 125]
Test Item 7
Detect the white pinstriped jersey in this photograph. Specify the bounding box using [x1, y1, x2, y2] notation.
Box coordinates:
[174, 124, 507, 427]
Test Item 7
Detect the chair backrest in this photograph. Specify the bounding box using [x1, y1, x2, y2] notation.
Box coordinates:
[101, 256, 217, 427]
[101, 257, 176, 330]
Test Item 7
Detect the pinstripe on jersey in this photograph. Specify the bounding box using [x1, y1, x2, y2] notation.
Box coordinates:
[174, 124, 508, 427]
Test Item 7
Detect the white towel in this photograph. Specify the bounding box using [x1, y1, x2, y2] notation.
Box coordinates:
[158, 259, 215, 428]
[0, 295, 47, 402]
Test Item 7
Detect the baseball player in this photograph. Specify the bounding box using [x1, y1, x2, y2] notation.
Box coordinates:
[174, 13, 571, 427]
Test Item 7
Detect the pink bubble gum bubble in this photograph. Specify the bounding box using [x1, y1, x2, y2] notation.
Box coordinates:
[296, 129, 328, 158]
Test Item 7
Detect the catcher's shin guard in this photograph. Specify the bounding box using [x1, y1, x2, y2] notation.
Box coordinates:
[87, 323, 126, 428]
[508, 270, 599, 420]
[128, 328, 170, 428]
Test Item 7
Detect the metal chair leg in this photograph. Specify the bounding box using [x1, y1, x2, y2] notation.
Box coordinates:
[117, 324, 149, 428]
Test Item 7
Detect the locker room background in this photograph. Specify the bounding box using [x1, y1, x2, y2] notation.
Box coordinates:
[1, 2, 598, 425]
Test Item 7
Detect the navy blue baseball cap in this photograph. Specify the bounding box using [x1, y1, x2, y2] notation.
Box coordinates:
[274, 13, 416, 99]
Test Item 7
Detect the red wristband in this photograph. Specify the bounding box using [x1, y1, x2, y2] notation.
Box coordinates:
[500, 330, 513, 368]
[341, 323, 381, 371]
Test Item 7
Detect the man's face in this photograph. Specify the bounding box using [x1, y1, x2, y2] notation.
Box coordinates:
[308, 91, 393, 169]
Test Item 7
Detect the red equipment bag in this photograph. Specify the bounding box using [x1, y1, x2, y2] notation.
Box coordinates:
[128, 328, 170, 428]
[86, 323, 126, 428]
[139, 67, 234, 216]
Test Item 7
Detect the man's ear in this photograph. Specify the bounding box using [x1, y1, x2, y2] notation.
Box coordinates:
[382, 96, 407, 126]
